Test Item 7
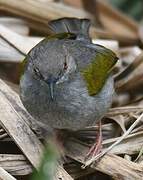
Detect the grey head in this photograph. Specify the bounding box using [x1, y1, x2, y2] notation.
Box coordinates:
[24, 18, 91, 100]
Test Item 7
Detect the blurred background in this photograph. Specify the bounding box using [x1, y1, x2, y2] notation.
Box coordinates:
[109, 0, 143, 22]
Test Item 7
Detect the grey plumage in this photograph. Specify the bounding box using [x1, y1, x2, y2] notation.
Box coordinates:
[20, 18, 117, 133]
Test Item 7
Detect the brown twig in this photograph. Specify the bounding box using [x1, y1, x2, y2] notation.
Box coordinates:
[83, 112, 143, 167]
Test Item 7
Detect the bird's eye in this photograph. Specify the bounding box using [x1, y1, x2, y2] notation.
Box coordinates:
[34, 67, 40, 75]
[34, 67, 44, 79]
[64, 62, 68, 70]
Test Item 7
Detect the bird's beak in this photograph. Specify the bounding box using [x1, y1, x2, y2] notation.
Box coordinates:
[48, 82, 54, 100]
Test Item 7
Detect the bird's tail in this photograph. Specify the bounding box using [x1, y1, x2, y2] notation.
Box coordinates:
[48, 17, 91, 41]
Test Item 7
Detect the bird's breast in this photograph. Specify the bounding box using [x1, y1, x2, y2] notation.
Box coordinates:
[20, 71, 114, 130]
[50, 74, 114, 130]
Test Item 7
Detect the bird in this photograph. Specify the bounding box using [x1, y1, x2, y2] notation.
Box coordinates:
[20, 17, 118, 160]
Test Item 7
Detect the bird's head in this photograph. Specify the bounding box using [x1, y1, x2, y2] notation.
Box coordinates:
[22, 44, 77, 100]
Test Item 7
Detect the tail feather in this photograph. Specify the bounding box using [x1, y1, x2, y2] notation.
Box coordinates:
[48, 18, 91, 41]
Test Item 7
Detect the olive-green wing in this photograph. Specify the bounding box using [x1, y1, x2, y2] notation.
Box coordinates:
[81, 45, 118, 96]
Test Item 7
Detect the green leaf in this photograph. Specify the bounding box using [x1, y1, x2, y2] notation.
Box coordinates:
[31, 142, 59, 180]
[81, 47, 118, 96]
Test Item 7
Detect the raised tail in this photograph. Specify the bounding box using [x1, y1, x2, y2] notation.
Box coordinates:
[48, 17, 91, 41]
